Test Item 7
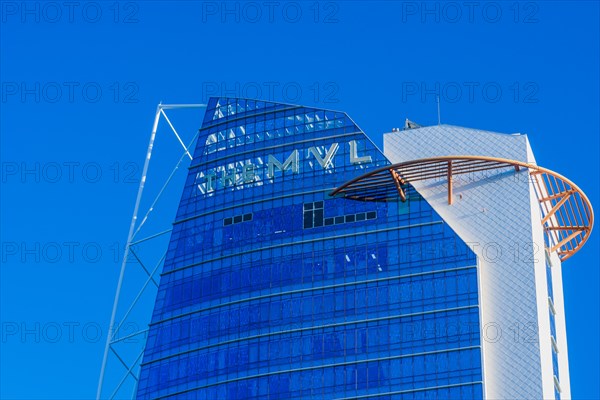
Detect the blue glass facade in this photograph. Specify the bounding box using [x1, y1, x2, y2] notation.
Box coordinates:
[136, 98, 483, 399]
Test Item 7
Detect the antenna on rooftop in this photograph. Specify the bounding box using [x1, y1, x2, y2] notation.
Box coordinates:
[437, 95, 441, 125]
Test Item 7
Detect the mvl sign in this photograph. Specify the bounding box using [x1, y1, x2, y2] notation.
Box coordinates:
[198, 140, 372, 193]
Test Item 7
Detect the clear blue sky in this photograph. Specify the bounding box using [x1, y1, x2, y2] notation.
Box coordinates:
[1, 1, 598, 399]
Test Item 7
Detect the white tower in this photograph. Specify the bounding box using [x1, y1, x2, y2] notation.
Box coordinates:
[380, 125, 591, 399]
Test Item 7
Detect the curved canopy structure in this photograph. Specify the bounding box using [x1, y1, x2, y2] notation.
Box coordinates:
[331, 155, 594, 261]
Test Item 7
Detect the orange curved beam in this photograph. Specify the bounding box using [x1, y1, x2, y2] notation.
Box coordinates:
[331, 155, 594, 262]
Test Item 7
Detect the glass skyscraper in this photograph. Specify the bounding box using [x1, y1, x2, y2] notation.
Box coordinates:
[135, 97, 592, 399]
[136, 98, 482, 399]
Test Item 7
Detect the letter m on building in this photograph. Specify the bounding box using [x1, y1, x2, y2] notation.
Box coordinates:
[267, 150, 299, 178]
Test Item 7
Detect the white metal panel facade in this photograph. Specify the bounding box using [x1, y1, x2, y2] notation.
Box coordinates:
[384, 125, 567, 399]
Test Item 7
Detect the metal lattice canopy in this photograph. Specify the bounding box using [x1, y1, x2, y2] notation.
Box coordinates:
[331, 156, 594, 261]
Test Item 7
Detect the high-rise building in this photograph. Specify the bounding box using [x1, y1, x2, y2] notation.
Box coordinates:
[135, 98, 593, 399]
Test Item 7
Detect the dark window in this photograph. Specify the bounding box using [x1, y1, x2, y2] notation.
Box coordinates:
[314, 209, 324, 227]
[325, 218, 334, 226]
[303, 201, 325, 229]
[356, 213, 366, 221]
[366, 211, 377, 220]
[226, 213, 252, 226]
[335, 216, 345, 224]
[303, 213, 313, 229]
[345, 215, 355, 223]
